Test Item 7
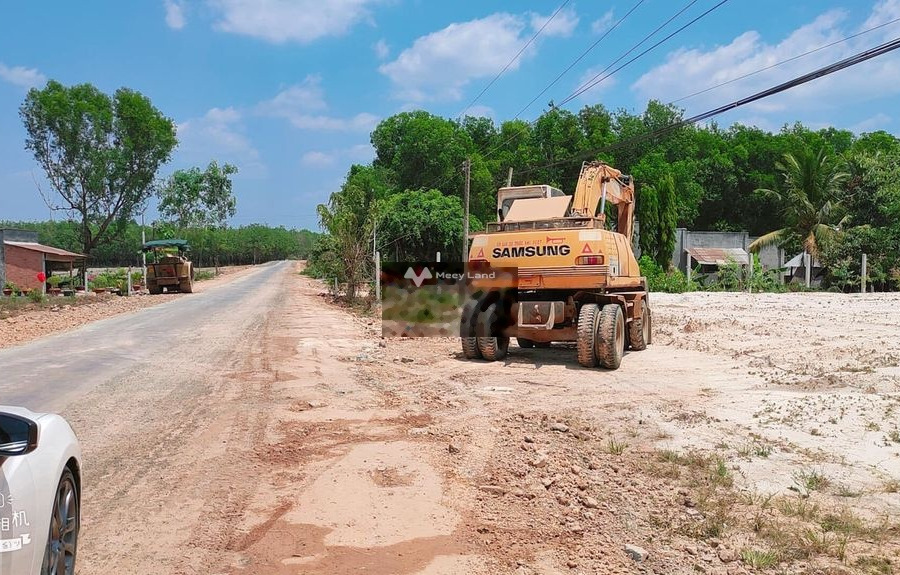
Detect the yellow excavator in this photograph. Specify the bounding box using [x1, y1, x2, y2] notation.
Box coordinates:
[460, 161, 651, 369]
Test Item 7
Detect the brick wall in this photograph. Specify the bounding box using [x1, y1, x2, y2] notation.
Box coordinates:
[4, 245, 44, 291]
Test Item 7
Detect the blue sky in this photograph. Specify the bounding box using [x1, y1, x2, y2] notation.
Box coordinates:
[2, 0, 899, 231]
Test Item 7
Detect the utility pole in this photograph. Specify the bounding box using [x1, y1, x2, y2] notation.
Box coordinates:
[506, 167, 513, 187]
[861, 252, 867, 293]
[462, 158, 471, 262]
[141, 211, 147, 287]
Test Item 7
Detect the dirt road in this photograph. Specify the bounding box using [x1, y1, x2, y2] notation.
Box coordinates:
[2, 263, 897, 574]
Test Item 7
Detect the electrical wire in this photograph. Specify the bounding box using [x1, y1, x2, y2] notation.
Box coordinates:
[510, 0, 647, 121]
[457, 0, 572, 120]
[669, 14, 900, 104]
[514, 34, 900, 176]
[558, 0, 731, 106]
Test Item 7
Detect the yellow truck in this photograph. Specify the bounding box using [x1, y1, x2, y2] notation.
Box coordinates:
[461, 161, 651, 369]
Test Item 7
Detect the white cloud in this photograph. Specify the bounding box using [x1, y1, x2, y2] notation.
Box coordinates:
[530, 7, 579, 38]
[209, 0, 377, 44]
[591, 9, 614, 35]
[851, 113, 892, 133]
[176, 107, 265, 175]
[301, 151, 335, 167]
[164, 0, 186, 29]
[258, 76, 378, 131]
[0, 62, 46, 89]
[301, 144, 374, 168]
[632, 3, 900, 119]
[464, 104, 495, 119]
[380, 13, 534, 102]
[574, 66, 618, 101]
[374, 39, 390, 60]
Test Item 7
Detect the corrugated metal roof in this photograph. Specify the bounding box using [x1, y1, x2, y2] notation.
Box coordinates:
[687, 247, 749, 266]
[784, 252, 822, 268]
[4, 241, 86, 259]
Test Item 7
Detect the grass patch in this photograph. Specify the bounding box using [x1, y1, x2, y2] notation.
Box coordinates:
[606, 438, 628, 455]
[791, 468, 829, 496]
[194, 269, 216, 281]
[741, 548, 779, 569]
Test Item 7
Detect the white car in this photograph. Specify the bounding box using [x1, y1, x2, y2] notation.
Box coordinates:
[0, 406, 81, 575]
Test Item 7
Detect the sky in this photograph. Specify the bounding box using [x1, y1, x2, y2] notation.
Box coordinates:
[1, 0, 899, 231]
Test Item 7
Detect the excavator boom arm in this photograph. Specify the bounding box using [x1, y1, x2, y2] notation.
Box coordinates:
[569, 162, 635, 242]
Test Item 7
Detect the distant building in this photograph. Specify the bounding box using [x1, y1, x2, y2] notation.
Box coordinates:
[0, 229, 86, 293]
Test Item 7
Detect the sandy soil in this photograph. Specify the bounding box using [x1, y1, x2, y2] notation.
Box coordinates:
[0, 265, 253, 349]
[61, 266, 899, 575]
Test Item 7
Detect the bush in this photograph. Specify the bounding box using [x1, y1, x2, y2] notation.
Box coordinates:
[194, 269, 215, 281]
[639, 255, 696, 293]
[27, 289, 45, 303]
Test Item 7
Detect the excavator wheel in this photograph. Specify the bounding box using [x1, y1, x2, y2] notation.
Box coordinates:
[180, 279, 193, 293]
[627, 300, 650, 351]
[476, 303, 509, 361]
[460, 300, 482, 359]
[517, 338, 535, 348]
[597, 304, 625, 370]
[576, 303, 600, 368]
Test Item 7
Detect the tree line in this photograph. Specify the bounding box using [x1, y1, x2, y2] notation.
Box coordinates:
[0, 221, 321, 267]
[0, 219, 319, 268]
[311, 101, 900, 296]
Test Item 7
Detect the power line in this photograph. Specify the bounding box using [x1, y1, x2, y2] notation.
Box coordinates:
[515, 34, 900, 176]
[457, 0, 572, 120]
[510, 0, 647, 121]
[669, 15, 900, 105]
[475, 0, 646, 162]
[556, 0, 699, 106]
[558, 0, 731, 106]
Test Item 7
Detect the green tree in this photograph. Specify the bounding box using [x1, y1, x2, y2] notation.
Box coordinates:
[158, 161, 238, 228]
[20, 80, 177, 256]
[377, 189, 480, 261]
[748, 149, 849, 258]
[316, 164, 379, 301]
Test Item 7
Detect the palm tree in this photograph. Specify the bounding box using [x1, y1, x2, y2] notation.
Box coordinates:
[748, 148, 849, 258]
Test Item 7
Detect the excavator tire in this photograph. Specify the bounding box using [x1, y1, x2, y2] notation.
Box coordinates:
[180, 279, 193, 293]
[576, 303, 600, 368]
[517, 338, 535, 348]
[627, 300, 650, 351]
[476, 303, 509, 361]
[148, 284, 162, 295]
[460, 300, 481, 359]
[597, 304, 625, 370]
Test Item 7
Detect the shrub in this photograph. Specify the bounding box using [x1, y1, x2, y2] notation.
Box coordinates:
[639, 255, 696, 293]
[27, 289, 45, 303]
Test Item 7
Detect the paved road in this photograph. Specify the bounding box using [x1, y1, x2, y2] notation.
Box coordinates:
[0, 261, 287, 412]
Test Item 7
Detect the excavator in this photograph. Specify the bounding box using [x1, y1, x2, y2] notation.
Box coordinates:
[460, 161, 651, 369]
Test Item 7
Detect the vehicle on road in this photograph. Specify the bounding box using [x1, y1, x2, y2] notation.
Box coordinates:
[0, 406, 82, 575]
[143, 239, 194, 294]
[461, 161, 651, 368]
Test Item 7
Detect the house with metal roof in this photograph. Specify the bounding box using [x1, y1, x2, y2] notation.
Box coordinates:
[0, 229, 86, 293]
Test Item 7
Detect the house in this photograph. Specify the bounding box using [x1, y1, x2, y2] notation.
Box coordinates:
[669, 228, 785, 277]
[0, 228, 86, 293]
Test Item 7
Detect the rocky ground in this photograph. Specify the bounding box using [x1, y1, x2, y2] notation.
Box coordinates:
[10, 264, 896, 574]
[215, 278, 900, 574]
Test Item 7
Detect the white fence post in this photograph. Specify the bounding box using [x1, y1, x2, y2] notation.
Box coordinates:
[861, 253, 867, 293]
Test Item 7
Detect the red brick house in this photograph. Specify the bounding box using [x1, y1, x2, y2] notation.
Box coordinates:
[0, 229, 86, 293]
